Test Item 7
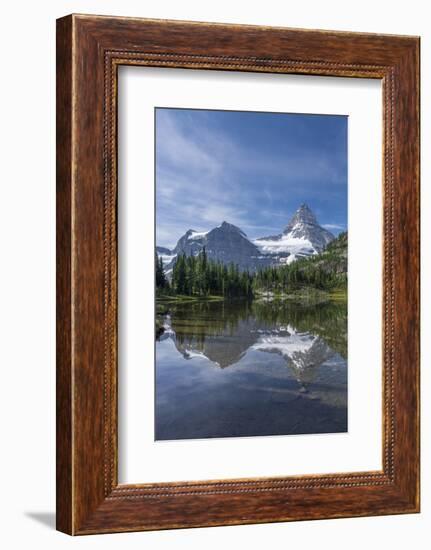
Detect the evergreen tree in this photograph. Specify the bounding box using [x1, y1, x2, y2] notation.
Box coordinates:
[168, 231, 346, 298]
[155, 253, 168, 289]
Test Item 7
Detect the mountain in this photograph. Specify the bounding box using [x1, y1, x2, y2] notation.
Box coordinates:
[170, 221, 272, 272]
[252, 329, 335, 390]
[156, 246, 176, 267]
[158, 204, 338, 272]
[164, 317, 335, 385]
[156, 246, 172, 256]
[254, 204, 335, 264]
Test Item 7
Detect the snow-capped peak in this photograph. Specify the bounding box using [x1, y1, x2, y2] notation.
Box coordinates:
[157, 205, 338, 272]
[283, 203, 317, 234]
[254, 204, 335, 262]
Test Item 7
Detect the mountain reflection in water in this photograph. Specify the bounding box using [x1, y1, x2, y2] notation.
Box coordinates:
[156, 299, 347, 440]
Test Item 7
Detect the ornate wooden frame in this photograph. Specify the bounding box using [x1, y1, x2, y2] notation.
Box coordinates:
[56, 14, 420, 534]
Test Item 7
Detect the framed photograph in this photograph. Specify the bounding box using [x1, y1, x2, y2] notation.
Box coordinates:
[56, 14, 420, 534]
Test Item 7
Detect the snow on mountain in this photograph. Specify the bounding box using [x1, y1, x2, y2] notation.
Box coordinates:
[282, 203, 334, 250]
[254, 204, 335, 263]
[254, 235, 315, 264]
[161, 317, 335, 378]
[171, 221, 272, 272]
[252, 326, 333, 370]
[157, 204, 336, 271]
[252, 326, 336, 389]
[156, 246, 177, 266]
[188, 229, 210, 240]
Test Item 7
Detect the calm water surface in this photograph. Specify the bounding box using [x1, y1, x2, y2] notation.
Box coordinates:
[155, 299, 347, 440]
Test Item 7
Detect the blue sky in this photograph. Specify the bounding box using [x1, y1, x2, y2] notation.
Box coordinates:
[156, 108, 347, 249]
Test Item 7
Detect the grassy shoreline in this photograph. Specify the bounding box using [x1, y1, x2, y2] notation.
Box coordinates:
[254, 288, 346, 304]
[156, 293, 226, 304]
[156, 287, 347, 306]
[155, 289, 347, 340]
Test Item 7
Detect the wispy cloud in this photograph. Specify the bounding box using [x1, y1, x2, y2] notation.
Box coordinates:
[156, 108, 347, 248]
[322, 223, 346, 230]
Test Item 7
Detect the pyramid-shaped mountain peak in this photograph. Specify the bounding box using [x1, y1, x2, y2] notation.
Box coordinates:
[283, 203, 318, 234]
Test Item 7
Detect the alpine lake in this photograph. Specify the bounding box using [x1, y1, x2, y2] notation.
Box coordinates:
[155, 295, 347, 441]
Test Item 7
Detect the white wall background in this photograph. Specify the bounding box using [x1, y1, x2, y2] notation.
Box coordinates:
[0, 1, 427, 548]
